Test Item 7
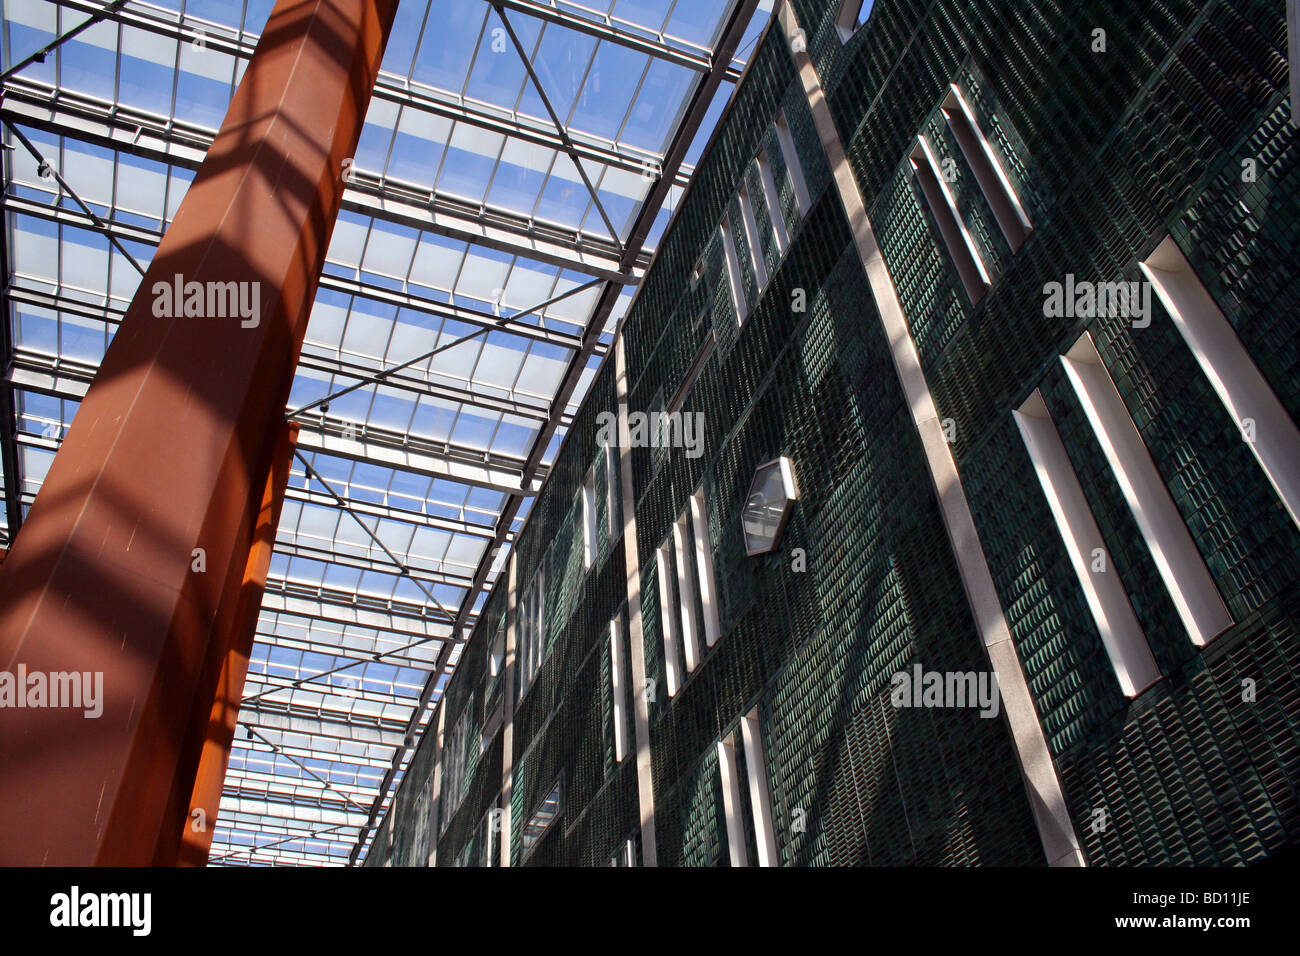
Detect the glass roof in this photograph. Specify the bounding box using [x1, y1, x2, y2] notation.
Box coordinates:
[0, 0, 766, 865]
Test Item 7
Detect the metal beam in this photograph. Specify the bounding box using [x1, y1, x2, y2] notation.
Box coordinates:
[1, 60, 691, 187]
[283, 483, 497, 541]
[5, 370, 539, 500]
[56, 0, 737, 96]
[261, 577, 461, 634]
[0, 150, 640, 281]
[1, 283, 578, 421]
[272, 538, 476, 589]
[207, 823, 348, 865]
[294, 417, 538, 496]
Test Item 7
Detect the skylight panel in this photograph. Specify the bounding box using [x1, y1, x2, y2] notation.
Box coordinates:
[486, 146, 551, 212]
[185, 0, 248, 29]
[500, 258, 560, 313]
[456, 247, 514, 304]
[567, 43, 647, 142]
[63, 138, 117, 206]
[428, 335, 486, 385]
[437, 125, 506, 202]
[450, 408, 503, 452]
[542, 273, 601, 323]
[62, 233, 111, 296]
[325, 212, 370, 272]
[115, 153, 170, 222]
[356, 98, 401, 173]
[514, 344, 570, 399]
[408, 397, 460, 445]
[409, 233, 468, 292]
[474, 332, 530, 391]
[491, 414, 540, 459]
[9, 216, 58, 291]
[360, 220, 419, 282]
[614, 0, 676, 32]
[524, 26, 598, 122]
[304, 293, 351, 351]
[383, 315, 443, 367]
[19, 445, 53, 494]
[625, 58, 694, 153]
[60, 312, 110, 364]
[339, 299, 398, 359]
[411, 0, 490, 94]
[464, 10, 534, 107]
[666, 0, 730, 48]
[366, 387, 418, 433]
[3, 0, 55, 77]
[379, 0, 426, 78]
[174, 43, 237, 130]
[535, 154, 589, 228]
[118, 27, 180, 117]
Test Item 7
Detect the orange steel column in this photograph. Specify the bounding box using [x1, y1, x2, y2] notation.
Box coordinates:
[176, 421, 298, 868]
[0, 0, 396, 865]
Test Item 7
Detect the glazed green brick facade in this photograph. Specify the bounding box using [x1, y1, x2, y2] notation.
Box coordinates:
[370, 0, 1299, 867]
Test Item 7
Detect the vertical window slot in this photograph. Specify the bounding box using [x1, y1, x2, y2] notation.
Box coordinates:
[656, 543, 684, 696]
[690, 488, 722, 647]
[737, 181, 769, 289]
[719, 218, 747, 324]
[1013, 390, 1160, 696]
[1060, 334, 1233, 646]
[1140, 236, 1300, 531]
[941, 85, 1032, 251]
[909, 135, 991, 304]
[756, 148, 790, 254]
[774, 109, 810, 215]
[672, 511, 703, 671]
[740, 708, 778, 866]
[716, 734, 750, 867]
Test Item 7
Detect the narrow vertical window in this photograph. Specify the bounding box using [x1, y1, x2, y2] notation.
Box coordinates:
[521, 781, 562, 859]
[941, 85, 1032, 251]
[1060, 333, 1233, 646]
[609, 612, 630, 762]
[656, 543, 684, 696]
[719, 218, 746, 324]
[582, 464, 597, 569]
[672, 511, 702, 671]
[774, 109, 810, 215]
[1013, 390, 1160, 697]
[740, 707, 778, 867]
[1140, 236, 1300, 531]
[716, 733, 749, 867]
[604, 442, 621, 540]
[736, 181, 769, 289]
[518, 561, 547, 698]
[690, 488, 722, 647]
[756, 147, 790, 254]
[909, 135, 991, 304]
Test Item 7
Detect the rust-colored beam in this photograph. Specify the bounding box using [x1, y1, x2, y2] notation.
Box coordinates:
[176, 421, 298, 867]
[0, 0, 396, 866]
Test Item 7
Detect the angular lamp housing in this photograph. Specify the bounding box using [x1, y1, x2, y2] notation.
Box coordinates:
[742, 457, 799, 556]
